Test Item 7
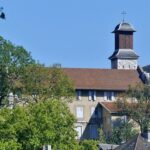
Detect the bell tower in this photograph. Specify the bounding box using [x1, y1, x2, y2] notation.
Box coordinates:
[109, 22, 139, 69]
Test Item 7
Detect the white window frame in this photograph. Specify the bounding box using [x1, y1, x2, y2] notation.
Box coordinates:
[121, 115, 127, 123]
[89, 90, 96, 101]
[111, 92, 115, 101]
[76, 90, 81, 100]
[89, 91, 92, 101]
[104, 91, 115, 101]
[75, 126, 82, 139]
[93, 91, 96, 101]
[76, 106, 83, 118]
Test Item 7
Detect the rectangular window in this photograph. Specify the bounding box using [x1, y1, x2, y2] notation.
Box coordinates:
[75, 126, 82, 139]
[104, 92, 115, 101]
[121, 115, 127, 123]
[76, 107, 83, 118]
[89, 90, 96, 101]
[76, 90, 81, 100]
[111, 115, 127, 128]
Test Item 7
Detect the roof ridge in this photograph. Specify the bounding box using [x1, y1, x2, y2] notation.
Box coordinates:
[63, 68, 112, 70]
[63, 68, 138, 71]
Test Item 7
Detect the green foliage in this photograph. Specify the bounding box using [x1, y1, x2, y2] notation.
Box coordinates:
[98, 124, 136, 145]
[0, 36, 76, 149]
[109, 122, 138, 144]
[0, 140, 21, 150]
[0, 100, 78, 150]
[79, 140, 99, 150]
[0, 36, 75, 107]
[0, 36, 35, 106]
[20, 65, 75, 103]
[49, 67, 75, 101]
[98, 128, 106, 143]
[117, 83, 150, 132]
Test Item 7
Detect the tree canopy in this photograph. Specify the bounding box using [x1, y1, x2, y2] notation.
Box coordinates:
[117, 83, 150, 133]
[0, 36, 78, 149]
[0, 36, 75, 107]
[0, 100, 78, 150]
[0, 36, 35, 106]
[21, 65, 75, 104]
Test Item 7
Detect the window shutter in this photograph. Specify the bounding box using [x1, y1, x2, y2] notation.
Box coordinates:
[94, 91, 96, 101]
[89, 91, 92, 101]
[111, 92, 115, 101]
[104, 92, 107, 100]
[77, 90, 81, 100]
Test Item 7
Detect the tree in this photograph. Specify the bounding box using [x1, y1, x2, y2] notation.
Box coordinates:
[0, 36, 75, 107]
[19, 65, 75, 104]
[79, 140, 99, 150]
[117, 83, 150, 133]
[0, 100, 78, 150]
[0, 36, 77, 149]
[109, 121, 137, 144]
[48, 67, 75, 101]
[98, 128, 106, 143]
[0, 36, 35, 106]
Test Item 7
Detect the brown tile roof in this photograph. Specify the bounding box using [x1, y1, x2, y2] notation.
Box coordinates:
[63, 68, 141, 90]
[100, 102, 120, 113]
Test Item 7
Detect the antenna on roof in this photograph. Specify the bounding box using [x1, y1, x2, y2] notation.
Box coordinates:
[121, 11, 126, 23]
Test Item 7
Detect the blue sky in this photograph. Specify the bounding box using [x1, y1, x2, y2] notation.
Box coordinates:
[0, 0, 150, 68]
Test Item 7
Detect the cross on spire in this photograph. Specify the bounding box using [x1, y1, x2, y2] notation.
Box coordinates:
[121, 11, 126, 22]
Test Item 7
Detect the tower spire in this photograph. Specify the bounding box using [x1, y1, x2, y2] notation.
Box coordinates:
[109, 21, 139, 70]
[121, 11, 126, 22]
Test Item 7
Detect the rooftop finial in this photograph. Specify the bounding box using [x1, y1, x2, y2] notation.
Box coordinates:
[121, 11, 126, 22]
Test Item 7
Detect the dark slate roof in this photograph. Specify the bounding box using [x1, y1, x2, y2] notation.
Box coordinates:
[63, 68, 142, 90]
[112, 22, 136, 33]
[115, 134, 150, 150]
[109, 49, 139, 60]
[143, 65, 150, 73]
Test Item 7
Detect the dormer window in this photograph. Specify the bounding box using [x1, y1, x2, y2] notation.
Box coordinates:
[76, 90, 81, 100]
[104, 91, 115, 101]
[89, 90, 96, 101]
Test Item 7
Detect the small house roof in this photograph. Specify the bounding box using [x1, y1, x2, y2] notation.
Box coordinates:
[100, 102, 121, 113]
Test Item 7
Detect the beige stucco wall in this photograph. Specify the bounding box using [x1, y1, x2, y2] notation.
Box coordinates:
[68, 90, 141, 140]
[68, 90, 118, 139]
[68, 90, 115, 123]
